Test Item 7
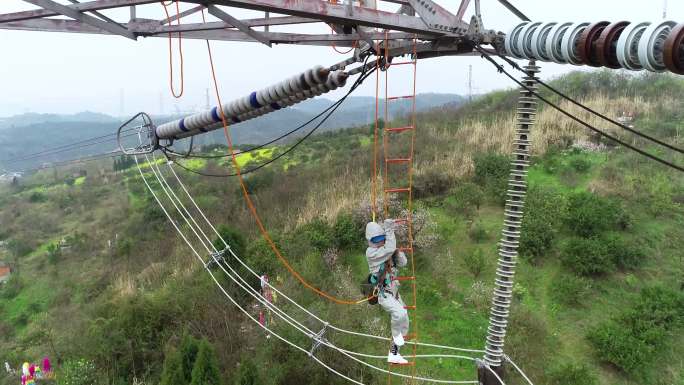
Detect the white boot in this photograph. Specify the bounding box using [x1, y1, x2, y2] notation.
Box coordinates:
[393, 333, 405, 347]
[387, 351, 409, 365]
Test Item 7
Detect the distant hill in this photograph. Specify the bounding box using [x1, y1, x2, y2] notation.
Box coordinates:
[0, 93, 463, 171]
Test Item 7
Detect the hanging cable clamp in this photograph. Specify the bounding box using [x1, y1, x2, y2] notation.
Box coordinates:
[204, 247, 230, 269]
[308, 322, 330, 357]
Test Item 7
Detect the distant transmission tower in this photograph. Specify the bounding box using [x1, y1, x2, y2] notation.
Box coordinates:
[663, 0, 668, 18]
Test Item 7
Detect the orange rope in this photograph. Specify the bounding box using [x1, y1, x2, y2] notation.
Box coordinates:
[327, 0, 360, 54]
[162, 1, 184, 98]
[201, 14, 368, 306]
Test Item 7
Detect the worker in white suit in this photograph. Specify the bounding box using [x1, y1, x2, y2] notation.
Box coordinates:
[365, 219, 409, 364]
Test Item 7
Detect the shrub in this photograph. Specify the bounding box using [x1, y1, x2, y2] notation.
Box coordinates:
[519, 186, 567, 262]
[58, 359, 98, 385]
[467, 221, 489, 243]
[602, 233, 645, 270]
[301, 219, 334, 252]
[246, 237, 279, 275]
[569, 157, 591, 172]
[549, 274, 591, 306]
[547, 362, 598, 385]
[0, 274, 23, 300]
[560, 237, 614, 276]
[473, 152, 509, 203]
[243, 168, 275, 195]
[332, 213, 360, 250]
[463, 248, 486, 278]
[213, 224, 247, 258]
[588, 286, 684, 376]
[46, 242, 61, 265]
[449, 182, 484, 218]
[180, 332, 200, 383]
[234, 358, 259, 385]
[190, 339, 222, 385]
[566, 192, 628, 237]
[160, 349, 185, 385]
[28, 191, 46, 203]
[413, 168, 455, 199]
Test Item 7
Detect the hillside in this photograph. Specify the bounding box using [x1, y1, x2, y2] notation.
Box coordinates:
[0, 93, 463, 172]
[0, 71, 682, 385]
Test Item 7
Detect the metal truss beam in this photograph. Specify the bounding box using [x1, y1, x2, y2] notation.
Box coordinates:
[496, 0, 530, 22]
[206, 5, 271, 46]
[22, 0, 136, 39]
[0, 18, 428, 48]
[1, 0, 159, 23]
[207, 0, 444, 35]
[160, 4, 205, 25]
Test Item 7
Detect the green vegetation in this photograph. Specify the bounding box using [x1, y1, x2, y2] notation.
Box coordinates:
[1, 71, 683, 385]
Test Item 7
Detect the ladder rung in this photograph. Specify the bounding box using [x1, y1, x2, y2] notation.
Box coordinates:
[386, 157, 412, 164]
[390, 60, 415, 66]
[394, 276, 416, 281]
[394, 218, 410, 225]
[390, 361, 416, 367]
[398, 246, 413, 253]
[385, 187, 411, 193]
[403, 305, 416, 310]
[387, 95, 415, 101]
[403, 333, 417, 341]
[385, 126, 414, 133]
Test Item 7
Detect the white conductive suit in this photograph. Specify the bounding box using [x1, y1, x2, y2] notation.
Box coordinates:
[365, 219, 409, 344]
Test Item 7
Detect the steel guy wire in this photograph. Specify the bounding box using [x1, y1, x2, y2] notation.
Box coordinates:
[147, 158, 483, 384]
[475, 47, 684, 173]
[134, 155, 367, 385]
[164, 161, 487, 355]
[484, 47, 684, 155]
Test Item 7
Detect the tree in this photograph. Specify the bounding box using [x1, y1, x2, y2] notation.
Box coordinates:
[160, 349, 185, 385]
[213, 224, 246, 259]
[190, 339, 222, 385]
[180, 332, 200, 383]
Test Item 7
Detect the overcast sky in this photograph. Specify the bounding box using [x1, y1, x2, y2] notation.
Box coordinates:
[0, 0, 678, 117]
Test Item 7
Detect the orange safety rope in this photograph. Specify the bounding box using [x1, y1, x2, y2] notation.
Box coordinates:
[201, 13, 368, 306]
[327, 0, 364, 54]
[162, 1, 184, 98]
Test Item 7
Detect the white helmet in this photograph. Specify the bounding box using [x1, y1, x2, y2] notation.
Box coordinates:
[365, 222, 384, 242]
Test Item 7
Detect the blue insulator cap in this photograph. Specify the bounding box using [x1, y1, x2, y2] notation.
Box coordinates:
[211, 106, 221, 122]
[249, 92, 262, 108]
[179, 118, 188, 132]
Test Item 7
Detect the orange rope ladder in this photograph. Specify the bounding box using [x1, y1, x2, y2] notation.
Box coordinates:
[376, 34, 419, 383]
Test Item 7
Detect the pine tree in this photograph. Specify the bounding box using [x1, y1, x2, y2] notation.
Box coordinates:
[190, 339, 222, 385]
[160, 349, 185, 385]
[180, 331, 200, 382]
[234, 358, 258, 385]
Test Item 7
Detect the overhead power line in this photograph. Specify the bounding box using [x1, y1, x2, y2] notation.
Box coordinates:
[475, 47, 684, 173]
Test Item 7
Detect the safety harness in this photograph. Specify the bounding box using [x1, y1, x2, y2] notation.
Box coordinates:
[361, 252, 398, 305]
